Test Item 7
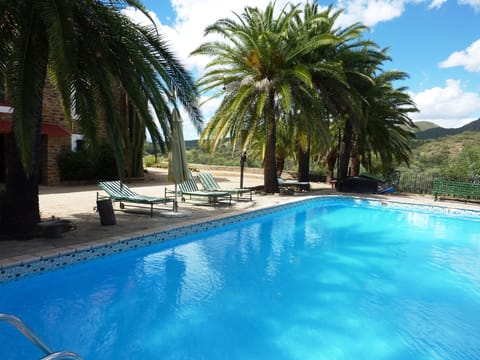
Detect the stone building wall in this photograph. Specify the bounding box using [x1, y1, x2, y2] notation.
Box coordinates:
[0, 80, 72, 185]
[42, 81, 71, 185]
[42, 81, 68, 128]
[43, 136, 70, 185]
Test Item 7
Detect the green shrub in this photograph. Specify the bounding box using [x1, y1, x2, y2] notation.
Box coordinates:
[95, 144, 119, 180]
[58, 150, 96, 181]
[58, 144, 119, 181]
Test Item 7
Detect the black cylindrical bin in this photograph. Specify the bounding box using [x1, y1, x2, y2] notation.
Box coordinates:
[97, 199, 116, 225]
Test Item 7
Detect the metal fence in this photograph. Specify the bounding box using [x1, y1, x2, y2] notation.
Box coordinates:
[396, 173, 477, 194]
[396, 173, 436, 194]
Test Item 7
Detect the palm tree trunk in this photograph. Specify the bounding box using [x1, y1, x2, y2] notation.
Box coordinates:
[351, 141, 360, 176]
[276, 155, 285, 177]
[0, 10, 48, 236]
[1, 117, 42, 235]
[127, 105, 145, 178]
[263, 93, 278, 193]
[296, 143, 310, 182]
[326, 148, 337, 183]
[339, 118, 353, 180]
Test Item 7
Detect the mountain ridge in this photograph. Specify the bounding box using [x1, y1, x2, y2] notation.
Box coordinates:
[415, 118, 480, 140]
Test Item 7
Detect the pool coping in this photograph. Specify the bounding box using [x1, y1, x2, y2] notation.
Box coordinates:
[1, 195, 479, 283]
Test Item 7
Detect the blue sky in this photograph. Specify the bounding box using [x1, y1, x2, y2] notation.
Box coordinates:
[126, 0, 480, 140]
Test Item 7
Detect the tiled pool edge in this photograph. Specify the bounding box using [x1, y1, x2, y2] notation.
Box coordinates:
[1, 195, 479, 283]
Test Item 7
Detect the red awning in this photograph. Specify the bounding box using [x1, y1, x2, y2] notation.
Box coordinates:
[0, 121, 70, 136]
[0, 121, 12, 133]
[41, 124, 71, 136]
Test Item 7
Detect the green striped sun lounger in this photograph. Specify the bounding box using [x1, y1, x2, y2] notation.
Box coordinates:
[98, 180, 169, 216]
[197, 172, 253, 201]
[167, 173, 231, 206]
[277, 177, 310, 192]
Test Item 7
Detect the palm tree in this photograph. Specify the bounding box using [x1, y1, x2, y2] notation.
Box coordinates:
[0, 0, 202, 235]
[290, 4, 372, 182]
[352, 70, 417, 176]
[193, 2, 336, 193]
[324, 45, 390, 180]
[289, 4, 416, 183]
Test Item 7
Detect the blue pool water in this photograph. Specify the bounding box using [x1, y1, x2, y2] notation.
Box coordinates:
[1, 198, 480, 359]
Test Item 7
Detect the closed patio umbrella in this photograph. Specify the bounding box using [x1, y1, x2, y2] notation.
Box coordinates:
[164, 109, 190, 216]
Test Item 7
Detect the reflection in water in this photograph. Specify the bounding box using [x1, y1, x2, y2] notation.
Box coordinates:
[164, 250, 186, 309]
[144, 242, 224, 310]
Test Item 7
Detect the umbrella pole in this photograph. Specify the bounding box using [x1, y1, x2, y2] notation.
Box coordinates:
[173, 184, 178, 212]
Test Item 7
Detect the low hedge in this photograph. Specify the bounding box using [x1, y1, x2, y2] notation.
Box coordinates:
[58, 144, 118, 181]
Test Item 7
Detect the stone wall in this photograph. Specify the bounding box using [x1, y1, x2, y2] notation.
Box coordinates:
[0, 80, 71, 185]
[42, 81, 67, 128]
[43, 135, 70, 185]
[42, 81, 70, 185]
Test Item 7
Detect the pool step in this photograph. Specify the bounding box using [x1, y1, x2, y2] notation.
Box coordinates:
[0, 313, 82, 359]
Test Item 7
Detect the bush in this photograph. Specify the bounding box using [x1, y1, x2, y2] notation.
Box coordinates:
[95, 144, 119, 180]
[309, 171, 327, 182]
[58, 144, 119, 181]
[439, 145, 480, 181]
[57, 150, 96, 181]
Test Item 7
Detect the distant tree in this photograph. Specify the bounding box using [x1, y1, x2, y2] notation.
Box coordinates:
[440, 146, 480, 181]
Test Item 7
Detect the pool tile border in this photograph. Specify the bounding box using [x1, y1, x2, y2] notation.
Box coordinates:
[1, 195, 479, 283]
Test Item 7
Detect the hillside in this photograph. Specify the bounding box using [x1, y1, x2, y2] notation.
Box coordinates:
[415, 118, 480, 140]
[185, 139, 199, 149]
[413, 131, 480, 157]
[414, 121, 439, 132]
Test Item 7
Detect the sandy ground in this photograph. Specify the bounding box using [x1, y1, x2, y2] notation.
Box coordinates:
[1, 166, 478, 268]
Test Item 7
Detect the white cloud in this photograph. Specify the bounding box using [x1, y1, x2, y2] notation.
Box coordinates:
[459, 0, 480, 11]
[336, 0, 405, 27]
[411, 79, 480, 127]
[121, 7, 159, 27]
[439, 39, 480, 72]
[428, 0, 448, 9]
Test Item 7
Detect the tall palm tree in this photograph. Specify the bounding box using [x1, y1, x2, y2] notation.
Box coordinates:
[291, 4, 372, 182]
[352, 70, 417, 176]
[325, 44, 390, 179]
[0, 0, 202, 235]
[193, 2, 336, 193]
[290, 4, 416, 182]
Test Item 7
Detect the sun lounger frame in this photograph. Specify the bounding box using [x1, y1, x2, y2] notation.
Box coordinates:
[98, 180, 170, 216]
[277, 177, 310, 192]
[166, 174, 232, 206]
[197, 172, 253, 201]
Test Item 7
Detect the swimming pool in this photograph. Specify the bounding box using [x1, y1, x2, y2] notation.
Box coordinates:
[1, 197, 479, 359]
